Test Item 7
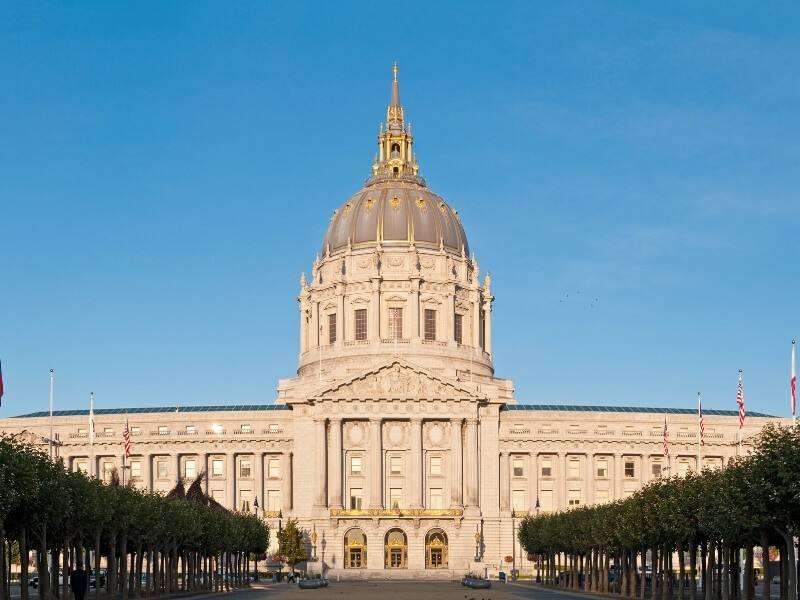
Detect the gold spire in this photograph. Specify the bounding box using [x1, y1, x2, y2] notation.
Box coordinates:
[369, 64, 422, 183]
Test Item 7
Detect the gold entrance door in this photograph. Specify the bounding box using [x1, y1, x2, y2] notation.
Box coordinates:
[344, 528, 367, 569]
[384, 528, 408, 569]
[425, 529, 448, 569]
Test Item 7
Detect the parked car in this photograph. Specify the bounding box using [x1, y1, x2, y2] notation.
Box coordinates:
[772, 575, 780, 585]
[29, 574, 39, 588]
[89, 569, 107, 588]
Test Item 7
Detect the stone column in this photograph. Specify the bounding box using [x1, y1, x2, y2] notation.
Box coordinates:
[369, 418, 383, 508]
[464, 419, 479, 508]
[283, 452, 294, 510]
[471, 298, 480, 347]
[371, 279, 381, 340]
[142, 453, 152, 492]
[586, 453, 595, 505]
[299, 301, 309, 354]
[483, 298, 493, 355]
[557, 452, 566, 512]
[336, 283, 345, 348]
[202, 453, 209, 495]
[450, 419, 463, 508]
[410, 278, 420, 341]
[256, 452, 265, 512]
[173, 453, 181, 483]
[499, 452, 510, 511]
[329, 418, 343, 509]
[228, 453, 237, 510]
[410, 419, 423, 508]
[314, 419, 328, 508]
[613, 453, 623, 501]
[311, 302, 320, 348]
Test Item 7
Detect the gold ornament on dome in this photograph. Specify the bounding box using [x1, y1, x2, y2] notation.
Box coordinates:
[438, 202, 447, 214]
[415, 197, 428, 212]
[343, 202, 353, 213]
[365, 198, 375, 211]
[390, 196, 402, 210]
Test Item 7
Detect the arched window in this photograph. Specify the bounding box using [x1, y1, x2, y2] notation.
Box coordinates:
[425, 528, 448, 568]
[384, 528, 408, 569]
[344, 528, 367, 568]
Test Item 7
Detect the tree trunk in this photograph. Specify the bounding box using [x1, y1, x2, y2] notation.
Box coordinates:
[761, 531, 770, 600]
[722, 545, 730, 600]
[20, 530, 29, 600]
[653, 547, 660, 600]
[679, 546, 686, 600]
[690, 543, 698, 600]
[706, 542, 715, 600]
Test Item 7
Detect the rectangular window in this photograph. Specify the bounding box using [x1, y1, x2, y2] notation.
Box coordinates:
[354, 309, 367, 341]
[239, 490, 253, 512]
[454, 313, 463, 344]
[75, 460, 88, 474]
[267, 490, 280, 511]
[512, 489, 525, 512]
[595, 489, 609, 504]
[540, 489, 554, 512]
[130, 460, 141, 479]
[569, 459, 580, 478]
[241, 424, 251, 433]
[651, 462, 662, 478]
[212, 459, 223, 477]
[424, 309, 436, 341]
[429, 487, 443, 509]
[158, 425, 168, 435]
[541, 458, 552, 477]
[268, 423, 280, 432]
[131, 426, 140, 435]
[596, 459, 608, 478]
[157, 461, 168, 479]
[512, 457, 524, 477]
[328, 313, 337, 344]
[568, 489, 581, 508]
[240, 459, 252, 478]
[678, 461, 690, 476]
[186, 425, 196, 434]
[430, 456, 442, 476]
[390, 456, 402, 475]
[103, 427, 114, 435]
[349, 488, 363, 510]
[624, 460, 635, 478]
[268, 458, 280, 478]
[211, 489, 224, 502]
[101, 461, 113, 479]
[390, 488, 402, 509]
[389, 308, 403, 339]
[185, 459, 196, 479]
[351, 456, 363, 475]
[78, 427, 87, 436]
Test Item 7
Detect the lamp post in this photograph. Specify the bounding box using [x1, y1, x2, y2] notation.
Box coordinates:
[535, 496, 541, 583]
[512, 510, 516, 581]
[253, 498, 259, 581]
[474, 525, 481, 562]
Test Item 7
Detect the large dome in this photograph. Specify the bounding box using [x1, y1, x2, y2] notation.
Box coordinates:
[320, 63, 469, 258]
[321, 180, 469, 257]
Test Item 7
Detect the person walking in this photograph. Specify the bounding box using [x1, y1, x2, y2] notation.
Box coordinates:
[70, 561, 89, 600]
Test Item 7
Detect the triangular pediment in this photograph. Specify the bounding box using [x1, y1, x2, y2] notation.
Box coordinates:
[312, 358, 484, 401]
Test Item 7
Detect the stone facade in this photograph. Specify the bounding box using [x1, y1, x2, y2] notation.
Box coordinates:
[0, 66, 784, 580]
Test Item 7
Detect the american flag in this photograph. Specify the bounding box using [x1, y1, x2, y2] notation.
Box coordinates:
[123, 419, 132, 458]
[0, 359, 4, 406]
[791, 341, 796, 418]
[699, 402, 705, 447]
[662, 419, 669, 456]
[737, 372, 745, 429]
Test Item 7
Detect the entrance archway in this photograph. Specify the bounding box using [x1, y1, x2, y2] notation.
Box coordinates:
[384, 528, 408, 569]
[425, 528, 448, 568]
[344, 527, 367, 568]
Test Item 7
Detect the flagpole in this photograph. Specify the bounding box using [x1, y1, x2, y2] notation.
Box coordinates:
[791, 340, 796, 423]
[89, 392, 95, 478]
[49, 369, 54, 460]
[737, 369, 743, 457]
[697, 392, 702, 470]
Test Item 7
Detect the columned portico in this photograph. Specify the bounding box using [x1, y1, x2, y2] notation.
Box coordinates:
[450, 418, 463, 508]
[464, 418, 479, 510]
[369, 418, 382, 508]
[314, 419, 328, 507]
[410, 418, 423, 508]
[329, 418, 343, 509]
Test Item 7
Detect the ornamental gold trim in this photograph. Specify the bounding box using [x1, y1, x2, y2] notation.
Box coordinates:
[330, 508, 463, 518]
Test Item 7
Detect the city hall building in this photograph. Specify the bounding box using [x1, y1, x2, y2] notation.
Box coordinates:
[0, 67, 780, 579]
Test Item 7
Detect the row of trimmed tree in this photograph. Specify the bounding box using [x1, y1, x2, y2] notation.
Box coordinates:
[518, 422, 800, 600]
[0, 435, 269, 600]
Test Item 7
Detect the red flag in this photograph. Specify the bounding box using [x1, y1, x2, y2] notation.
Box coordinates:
[737, 372, 745, 429]
[123, 420, 131, 458]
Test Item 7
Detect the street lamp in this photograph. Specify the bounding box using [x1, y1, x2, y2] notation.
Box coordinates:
[253, 498, 259, 581]
[535, 495, 541, 583]
[512, 510, 516, 581]
[474, 524, 482, 562]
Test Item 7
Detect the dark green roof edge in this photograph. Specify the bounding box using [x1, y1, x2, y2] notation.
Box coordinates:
[10, 404, 292, 419]
[502, 404, 777, 418]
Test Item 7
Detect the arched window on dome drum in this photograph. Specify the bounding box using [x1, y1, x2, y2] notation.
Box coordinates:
[454, 313, 463, 345]
[389, 308, 403, 340]
[354, 309, 367, 341]
[424, 309, 436, 341]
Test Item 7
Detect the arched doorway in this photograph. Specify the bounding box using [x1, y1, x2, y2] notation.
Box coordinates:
[384, 528, 408, 569]
[344, 528, 367, 568]
[425, 528, 448, 569]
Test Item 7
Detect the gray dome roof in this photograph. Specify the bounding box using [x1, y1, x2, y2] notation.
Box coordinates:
[321, 180, 469, 257]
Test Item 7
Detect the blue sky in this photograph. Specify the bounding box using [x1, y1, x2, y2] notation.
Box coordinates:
[1, 2, 798, 418]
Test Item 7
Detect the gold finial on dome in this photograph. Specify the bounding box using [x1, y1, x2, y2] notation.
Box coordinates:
[393, 61, 398, 82]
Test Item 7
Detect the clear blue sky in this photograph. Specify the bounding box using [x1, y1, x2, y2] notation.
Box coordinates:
[1, 2, 798, 418]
